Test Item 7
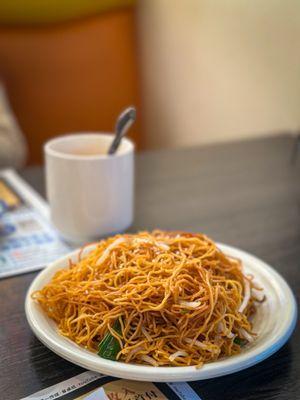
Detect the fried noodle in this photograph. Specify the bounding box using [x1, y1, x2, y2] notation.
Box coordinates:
[32, 230, 263, 367]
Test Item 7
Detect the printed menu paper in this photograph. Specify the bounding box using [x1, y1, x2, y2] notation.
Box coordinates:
[20, 371, 202, 400]
[0, 169, 71, 278]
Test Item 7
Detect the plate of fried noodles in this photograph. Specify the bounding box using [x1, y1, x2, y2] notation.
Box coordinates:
[25, 231, 297, 382]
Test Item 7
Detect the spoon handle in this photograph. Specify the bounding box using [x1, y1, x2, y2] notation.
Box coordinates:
[108, 107, 136, 155]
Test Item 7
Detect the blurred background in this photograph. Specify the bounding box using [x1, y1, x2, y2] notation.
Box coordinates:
[0, 0, 299, 166]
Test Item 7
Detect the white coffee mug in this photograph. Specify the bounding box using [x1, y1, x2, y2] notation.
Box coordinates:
[45, 133, 134, 244]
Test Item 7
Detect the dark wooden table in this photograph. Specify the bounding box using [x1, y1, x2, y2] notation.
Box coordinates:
[1, 135, 299, 400]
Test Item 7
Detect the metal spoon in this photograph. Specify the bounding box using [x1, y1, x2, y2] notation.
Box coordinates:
[108, 106, 136, 155]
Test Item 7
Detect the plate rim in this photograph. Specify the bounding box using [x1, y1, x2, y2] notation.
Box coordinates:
[25, 243, 298, 382]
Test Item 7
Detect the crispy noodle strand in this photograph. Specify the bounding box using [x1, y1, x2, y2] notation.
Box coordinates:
[32, 230, 262, 367]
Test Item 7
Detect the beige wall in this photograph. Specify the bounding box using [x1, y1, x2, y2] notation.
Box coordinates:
[138, 0, 300, 149]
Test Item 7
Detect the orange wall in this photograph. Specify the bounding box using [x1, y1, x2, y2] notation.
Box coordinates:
[0, 8, 140, 165]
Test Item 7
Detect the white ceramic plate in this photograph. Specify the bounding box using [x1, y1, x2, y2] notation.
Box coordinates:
[25, 243, 297, 382]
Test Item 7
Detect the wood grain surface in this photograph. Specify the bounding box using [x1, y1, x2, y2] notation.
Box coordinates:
[0, 134, 299, 399]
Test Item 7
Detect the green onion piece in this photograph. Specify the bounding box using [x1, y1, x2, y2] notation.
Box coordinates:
[98, 319, 122, 360]
[234, 337, 246, 346]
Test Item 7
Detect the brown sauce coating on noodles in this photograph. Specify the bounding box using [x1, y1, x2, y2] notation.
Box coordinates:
[32, 230, 263, 367]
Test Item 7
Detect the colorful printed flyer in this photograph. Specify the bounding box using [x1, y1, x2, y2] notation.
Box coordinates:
[20, 371, 202, 400]
[0, 169, 71, 278]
